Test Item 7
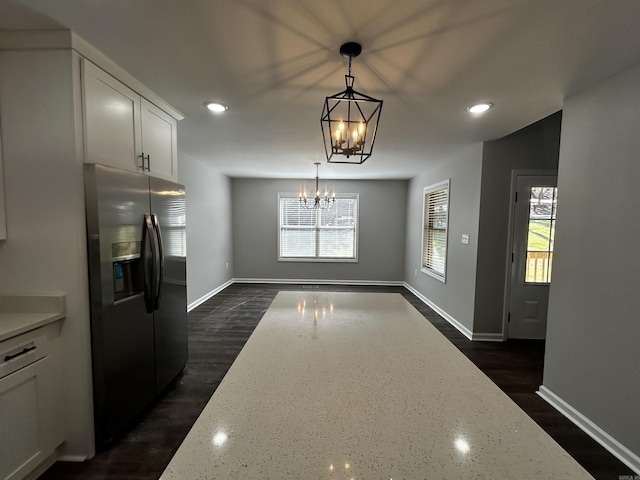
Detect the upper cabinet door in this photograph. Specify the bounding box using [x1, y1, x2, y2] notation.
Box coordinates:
[82, 59, 142, 173]
[141, 99, 177, 181]
[0, 133, 6, 240]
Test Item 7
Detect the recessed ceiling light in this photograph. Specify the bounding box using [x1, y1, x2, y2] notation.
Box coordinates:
[467, 103, 492, 114]
[205, 102, 229, 113]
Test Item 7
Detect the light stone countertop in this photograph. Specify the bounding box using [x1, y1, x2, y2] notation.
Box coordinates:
[162, 291, 594, 479]
[0, 294, 66, 342]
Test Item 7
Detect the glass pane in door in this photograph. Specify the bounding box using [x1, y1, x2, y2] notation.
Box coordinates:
[525, 186, 558, 283]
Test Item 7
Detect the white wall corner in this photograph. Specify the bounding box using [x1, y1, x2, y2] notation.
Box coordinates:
[537, 385, 640, 475]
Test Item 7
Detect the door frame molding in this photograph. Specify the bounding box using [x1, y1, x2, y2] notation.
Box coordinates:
[501, 170, 558, 340]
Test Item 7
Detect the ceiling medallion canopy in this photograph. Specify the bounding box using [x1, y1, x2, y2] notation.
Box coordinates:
[321, 42, 383, 165]
[298, 162, 335, 209]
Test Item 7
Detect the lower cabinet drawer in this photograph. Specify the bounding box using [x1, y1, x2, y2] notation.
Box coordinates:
[0, 331, 48, 380]
[0, 344, 62, 480]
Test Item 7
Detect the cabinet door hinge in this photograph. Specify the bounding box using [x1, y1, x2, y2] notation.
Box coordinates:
[508, 312, 511, 322]
[515, 191, 518, 202]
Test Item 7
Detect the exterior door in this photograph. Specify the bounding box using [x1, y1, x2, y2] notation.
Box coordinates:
[507, 174, 558, 339]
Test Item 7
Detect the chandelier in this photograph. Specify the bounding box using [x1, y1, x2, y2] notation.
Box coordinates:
[321, 42, 383, 164]
[298, 163, 335, 209]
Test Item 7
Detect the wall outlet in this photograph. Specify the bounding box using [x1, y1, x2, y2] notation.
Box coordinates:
[414, 269, 418, 276]
[225, 262, 229, 270]
[461, 234, 470, 245]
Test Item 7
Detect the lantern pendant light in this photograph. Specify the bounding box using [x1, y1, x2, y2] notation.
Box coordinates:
[321, 42, 383, 164]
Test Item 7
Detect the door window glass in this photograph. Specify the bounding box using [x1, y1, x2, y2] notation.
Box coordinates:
[525, 186, 557, 283]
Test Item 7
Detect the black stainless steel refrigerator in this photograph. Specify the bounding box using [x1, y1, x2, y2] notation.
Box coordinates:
[84, 163, 188, 450]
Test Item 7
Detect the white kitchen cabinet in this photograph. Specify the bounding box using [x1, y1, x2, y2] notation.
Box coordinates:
[0, 33, 182, 461]
[82, 59, 178, 181]
[0, 322, 63, 480]
[82, 59, 142, 173]
[140, 98, 177, 180]
[0, 133, 6, 240]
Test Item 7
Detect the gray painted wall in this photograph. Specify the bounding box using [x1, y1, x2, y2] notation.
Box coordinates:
[543, 63, 640, 457]
[404, 145, 483, 334]
[232, 178, 407, 281]
[473, 113, 561, 335]
[179, 155, 233, 306]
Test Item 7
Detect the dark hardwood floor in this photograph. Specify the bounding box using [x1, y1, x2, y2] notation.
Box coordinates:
[40, 283, 634, 480]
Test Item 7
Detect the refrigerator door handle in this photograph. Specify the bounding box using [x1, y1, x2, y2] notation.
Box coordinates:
[151, 214, 164, 311]
[143, 213, 158, 314]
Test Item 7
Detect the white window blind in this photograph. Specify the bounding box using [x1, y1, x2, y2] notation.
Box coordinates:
[159, 196, 186, 257]
[278, 193, 358, 261]
[422, 180, 450, 282]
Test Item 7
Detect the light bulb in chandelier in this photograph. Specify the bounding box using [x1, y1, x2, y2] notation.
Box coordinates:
[334, 121, 345, 146]
[333, 121, 366, 151]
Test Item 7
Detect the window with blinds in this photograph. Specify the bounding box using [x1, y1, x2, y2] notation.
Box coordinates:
[421, 180, 450, 282]
[160, 196, 187, 257]
[278, 193, 358, 262]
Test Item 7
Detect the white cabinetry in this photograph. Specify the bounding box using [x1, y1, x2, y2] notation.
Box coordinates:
[82, 59, 178, 181]
[0, 322, 62, 480]
[0, 31, 182, 463]
[140, 98, 178, 180]
[0, 132, 6, 240]
[82, 59, 141, 173]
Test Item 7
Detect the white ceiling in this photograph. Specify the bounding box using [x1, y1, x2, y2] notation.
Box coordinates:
[2, 0, 640, 179]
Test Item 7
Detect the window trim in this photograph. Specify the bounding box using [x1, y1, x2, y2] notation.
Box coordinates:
[277, 192, 359, 263]
[421, 179, 450, 282]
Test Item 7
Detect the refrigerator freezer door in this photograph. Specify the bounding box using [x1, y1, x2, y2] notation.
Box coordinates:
[85, 164, 156, 449]
[149, 176, 188, 393]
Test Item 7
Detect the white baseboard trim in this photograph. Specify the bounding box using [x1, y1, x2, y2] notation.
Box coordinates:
[187, 279, 234, 311]
[403, 283, 473, 341]
[58, 455, 89, 462]
[188, 278, 405, 311]
[232, 278, 405, 287]
[190, 279, 503, 343]
[537, 385, 640, 474]
[471, 332, 505, 342]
